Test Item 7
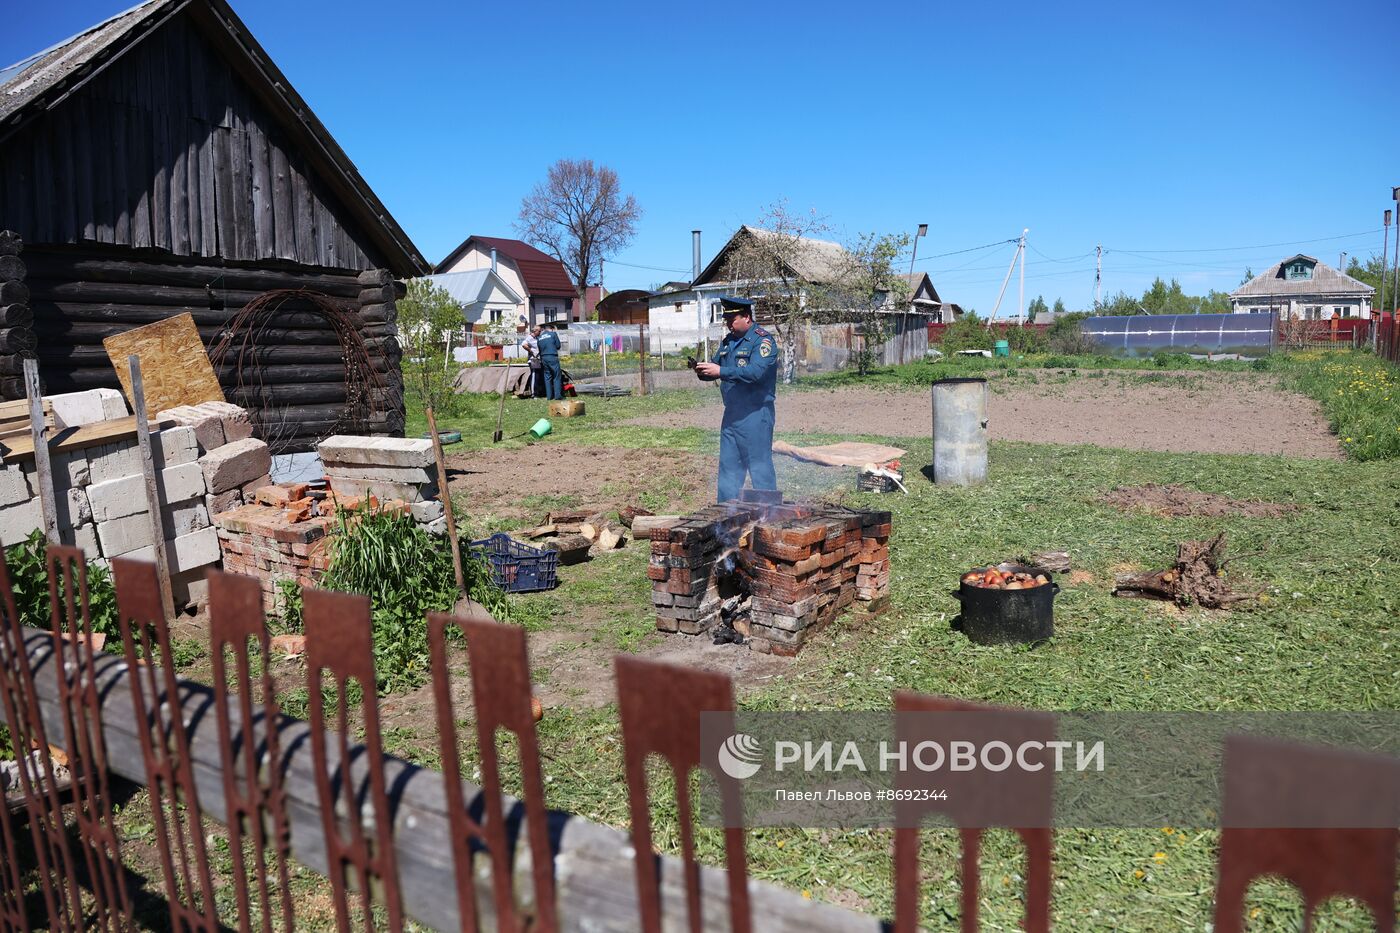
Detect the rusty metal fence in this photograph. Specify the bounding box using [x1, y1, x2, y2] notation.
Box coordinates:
[0, 548, 1395, 932]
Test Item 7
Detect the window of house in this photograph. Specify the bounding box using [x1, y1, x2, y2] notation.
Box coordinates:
[489, 308, 503, 324]
[674, 302, 683, 313]
[1335, 305, 1352, 318]
[1285, 262, 1313, 280]
[1305, 306, 1322, 320]
[546, 307, 558, 323]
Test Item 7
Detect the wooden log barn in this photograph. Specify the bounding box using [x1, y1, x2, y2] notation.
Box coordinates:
[0, 0, 429, 452]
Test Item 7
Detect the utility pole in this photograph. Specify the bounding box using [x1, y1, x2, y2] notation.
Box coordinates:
[1095, 244, 1102, 310]
[1382, 210, 1392, 323]
[1017, 228, 1028, 326]
[903, 223, 927, 364]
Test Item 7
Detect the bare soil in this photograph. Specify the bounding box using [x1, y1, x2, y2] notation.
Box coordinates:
[1101, 484, 1299, 519]
[630, 371, 1343, 459]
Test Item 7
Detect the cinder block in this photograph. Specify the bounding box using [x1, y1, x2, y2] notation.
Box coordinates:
[194, 401, 253, 442]
[324, 476, 437, 504]
[88, 441, 143, 485]
[199, 438, 272, 494]
[55, 486, 91, 528]
[69, 523, 100, 560]
[0, 468, 31, 508]
[50, 452, 90, 489]
[162, 501, 210, 539]
[324, 463, 436, 485]
[86, 461, 207, 522]
[151, 426, 198, 468]
[97, 513, 154, 558]
[318, 435, 434, 469]
[410, 499, 444, 523]
[47, 388, 127, 428]
[205, 488, 243, 517]
[171, 568, 210, 609]
[157, 405, 225, 453]
[424, 516, 447, 535]
[126, 526, 221, 574]
[0, 499, 42, 547]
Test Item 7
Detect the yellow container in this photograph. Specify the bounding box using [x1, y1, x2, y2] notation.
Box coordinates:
[549, 399, 586, 418]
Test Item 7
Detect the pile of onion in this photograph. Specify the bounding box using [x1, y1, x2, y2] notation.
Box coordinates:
[961, 567, 1050, 590]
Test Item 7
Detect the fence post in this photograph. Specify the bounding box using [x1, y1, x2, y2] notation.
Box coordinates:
[638, 324, 647, 396]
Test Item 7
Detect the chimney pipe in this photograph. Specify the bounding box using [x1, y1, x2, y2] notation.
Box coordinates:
[692, 230, 701, 283]
[490, 248, 497, 272]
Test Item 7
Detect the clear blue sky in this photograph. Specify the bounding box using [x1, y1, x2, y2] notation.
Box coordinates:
[7, 0, 1400, 314]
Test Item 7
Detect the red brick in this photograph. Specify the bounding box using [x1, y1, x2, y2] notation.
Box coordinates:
[753, 537, 811, 563]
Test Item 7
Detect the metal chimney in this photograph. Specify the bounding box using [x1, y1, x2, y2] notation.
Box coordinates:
[691, 230, 701, 283]
[490, 248, 498, 272]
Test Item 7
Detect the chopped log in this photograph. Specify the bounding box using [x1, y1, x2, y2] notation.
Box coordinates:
[0, 281, 28, 304]
[545, 510, 588, 525]
[596, 526, 626, 551]
[1022, 550, 1071, 574]
[0, 232, 21, 257]
[543, 533, 591, 566]
[616, 505, 653, 528]
[631, 515, 681, 540]
[0, 328, 37, 355]
[0, 256, 23, 282]
[579, 522, 599, 543]
[524, 524, 558, 539]
[0, 304, 32, 328]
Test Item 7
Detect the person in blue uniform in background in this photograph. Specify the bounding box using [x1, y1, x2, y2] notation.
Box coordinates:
[538, 323, 564, 400]
[694, 296, 779, 502]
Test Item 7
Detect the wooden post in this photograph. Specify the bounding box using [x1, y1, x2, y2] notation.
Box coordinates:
[426, 407, 465, 594]
[128, 355, 175, 619]
[637, 324, 647, 397]
[22, 358, 59, 546]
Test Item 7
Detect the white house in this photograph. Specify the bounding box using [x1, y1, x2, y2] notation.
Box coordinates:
[434, 235, 579, 328]
[1230, 255, 1374, 320]
[418, 268, 523, 326]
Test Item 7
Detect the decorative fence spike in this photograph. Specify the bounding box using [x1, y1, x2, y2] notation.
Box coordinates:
[427, 610, 557, 933]
[614, 656, 750, 933]
[892, 692, 1054, 933]
[1213, 735, 1400, 933]
[302, 587, 405, 932]
[44, 546, 134, 930]
[207, 569, 296, 933]
[112, 558, 219, 931]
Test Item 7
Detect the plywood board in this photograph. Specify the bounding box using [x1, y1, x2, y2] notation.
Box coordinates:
[103, 312, 225, 418]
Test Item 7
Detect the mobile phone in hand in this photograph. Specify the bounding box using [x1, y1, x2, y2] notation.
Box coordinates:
[686, 355, 698, 369]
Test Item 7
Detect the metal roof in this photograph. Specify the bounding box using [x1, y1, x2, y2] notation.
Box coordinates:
[1231, 255, 1374, 299]
[433, 235, 578, 297]
[419, 269, 522, 306]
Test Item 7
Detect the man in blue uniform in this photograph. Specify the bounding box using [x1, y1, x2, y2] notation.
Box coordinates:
[538, 323, 563, 400]
[694, 296, 779, 502]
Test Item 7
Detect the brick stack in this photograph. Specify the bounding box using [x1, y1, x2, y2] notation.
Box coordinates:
[214, 491, 337, 606]
[649, 498, 893, 656]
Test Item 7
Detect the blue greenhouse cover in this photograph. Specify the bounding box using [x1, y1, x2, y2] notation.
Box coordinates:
[1080, 313, 1277, 358]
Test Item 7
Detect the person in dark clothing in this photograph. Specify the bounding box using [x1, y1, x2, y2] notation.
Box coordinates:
[523, 325, 545, 397]
[694, 296, 779, 501]
[538, 324, 564, 400]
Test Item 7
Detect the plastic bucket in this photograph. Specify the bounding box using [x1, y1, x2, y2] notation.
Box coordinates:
[993, 340, 1010, 357]
[529, 418, 552, 439]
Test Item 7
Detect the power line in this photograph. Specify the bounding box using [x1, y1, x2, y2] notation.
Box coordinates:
[1107, 229, 1379, 255]
[603, 258, 691, 274]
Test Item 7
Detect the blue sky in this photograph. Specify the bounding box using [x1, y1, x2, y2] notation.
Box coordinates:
[7, 0, 1400, 314]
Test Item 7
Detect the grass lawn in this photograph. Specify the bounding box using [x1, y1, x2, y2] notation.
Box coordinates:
[390, 353, 1399, 930]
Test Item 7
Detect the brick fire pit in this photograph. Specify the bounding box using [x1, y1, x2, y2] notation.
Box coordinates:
[648, 494, 891, 655]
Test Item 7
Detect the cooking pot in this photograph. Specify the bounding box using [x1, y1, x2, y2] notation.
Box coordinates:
[952, 562, 1058, 645]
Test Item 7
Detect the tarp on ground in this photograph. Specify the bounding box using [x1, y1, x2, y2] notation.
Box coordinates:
[454, 365, 534, 395]
[771, 440, 906, 467]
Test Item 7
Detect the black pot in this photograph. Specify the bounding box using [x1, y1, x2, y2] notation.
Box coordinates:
[952, 563, 1058, 645]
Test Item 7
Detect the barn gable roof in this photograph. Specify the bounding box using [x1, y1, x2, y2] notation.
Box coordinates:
[0, 0, 427, 276]
[434, 235, 578, 298]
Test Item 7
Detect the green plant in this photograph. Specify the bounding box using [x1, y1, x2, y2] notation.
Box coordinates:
[4, 530, 118, 636]
[399, 277, 467, 418]
[936, 313, 994, 354]
[1046, 311, 1099, 354]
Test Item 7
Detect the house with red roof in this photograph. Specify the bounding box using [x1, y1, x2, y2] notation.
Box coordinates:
[434, 235, 579, 329]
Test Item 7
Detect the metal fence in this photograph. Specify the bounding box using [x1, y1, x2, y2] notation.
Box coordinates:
[0, 548, 1395, 932]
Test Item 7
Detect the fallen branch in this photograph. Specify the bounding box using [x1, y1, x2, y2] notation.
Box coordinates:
[1113, 532, 1259, 609]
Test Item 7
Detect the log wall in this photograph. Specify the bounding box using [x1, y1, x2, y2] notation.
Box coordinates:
[20, 247, 403, 453]
[0, 232, 34, 398]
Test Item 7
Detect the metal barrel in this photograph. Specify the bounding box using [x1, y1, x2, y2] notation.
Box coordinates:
[930, 377, 988, 485]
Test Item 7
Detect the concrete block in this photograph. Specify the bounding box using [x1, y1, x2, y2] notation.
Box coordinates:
[151, 426, 198, 468]
[0, 499, 42, 547]
[424, 516, 448, 536]
[410, 499, 444, 523]
[195, 401, 252, 442]
[199, 438, 272, 494]
[47, 388, 127, 428]
[0, 468, 31, 508]
[171, 568, 210, 609]
[127, 526, 220, 574]
[324, 476, 437, 504]
[86, 461, 207, 522]
[97, 513, 154, 558]
[163, 502, 209, 539]
[319, 435, 434, 469]
[238, 473, 273, 498]
[69, 523, 100, 560]
[324, 463, 436, 485]
[50, 452, 90, 489]
[88, 441, 143, 485]
[205, 488, 243, 517]
[55, 486, 91, 528]
[157, 405, 225, 453]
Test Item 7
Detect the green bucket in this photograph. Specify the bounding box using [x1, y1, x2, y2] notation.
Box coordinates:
[529, 418, 552, 439]
[993, 340, 1010, 357]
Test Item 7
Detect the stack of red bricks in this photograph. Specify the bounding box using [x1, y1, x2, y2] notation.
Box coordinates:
[648, 497, 892, 656]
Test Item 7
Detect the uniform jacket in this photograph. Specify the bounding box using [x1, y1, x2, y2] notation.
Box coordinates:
[703, 325, 778, 415]
[538, 330, 562, 359]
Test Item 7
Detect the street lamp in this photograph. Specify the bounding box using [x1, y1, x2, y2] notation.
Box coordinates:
[900, 224, 928, 365]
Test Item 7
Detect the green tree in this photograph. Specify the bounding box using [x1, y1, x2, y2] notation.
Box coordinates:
[1198, 290, 1233, 314]
[1240, 267, 1255, 286]
[399, 278, 465, 417]
[1141, 277, 1195, 315]
[1027, 295, 1049, 319]
[1096, 290, 1143, 315]
[1052, 298, 1066, 315]
[1346, 254, 1386, 296]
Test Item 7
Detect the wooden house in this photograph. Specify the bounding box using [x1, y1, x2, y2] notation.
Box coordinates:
[0, 0, 428, 451]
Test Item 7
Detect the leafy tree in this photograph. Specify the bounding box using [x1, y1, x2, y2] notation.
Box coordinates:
[1052, 298, 1066, 315]
[1141, 277, 1195, 315]
[1198, 290, 1233, 314]
[1096, 290, 1143, 315]
[1047, 311, 1098, 353]
[516, 158, 641, 302]
[1027, 295, 1049, 319]
[1240, 267, 1255, 286]
[399, 278, 464, 417]
[1346, 254, 1388, 306]
[814, 232, 912, 375]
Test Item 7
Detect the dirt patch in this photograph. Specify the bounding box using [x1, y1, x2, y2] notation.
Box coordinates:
[627, 372, 1343, 458]
[1065, 570, 1096, 586]
[446, 443, 716, 524]
[1101, 484, 1298, 519]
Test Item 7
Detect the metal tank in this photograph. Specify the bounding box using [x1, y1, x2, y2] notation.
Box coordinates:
[930, 377, 988, 485]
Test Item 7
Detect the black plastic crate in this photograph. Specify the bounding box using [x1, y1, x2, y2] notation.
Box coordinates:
[857, 471, 900, 493]
[469, 533, 559, 593]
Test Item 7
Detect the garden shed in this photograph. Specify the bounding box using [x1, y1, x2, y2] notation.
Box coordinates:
[0, 0, 428, 452]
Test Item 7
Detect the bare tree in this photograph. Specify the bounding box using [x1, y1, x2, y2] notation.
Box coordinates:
[815, 232, 912, 375]
[515, 159, 641, 302]
[718, 201, 836, 383]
